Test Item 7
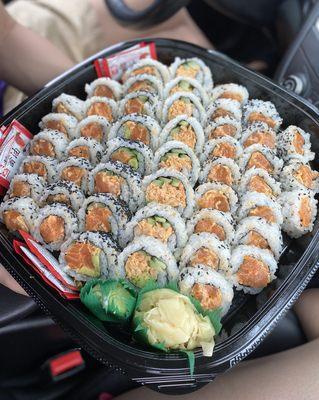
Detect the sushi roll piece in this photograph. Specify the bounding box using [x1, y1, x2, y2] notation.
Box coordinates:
[232, 216, 283, 260]
[163, 76, 209, 106]
[187, 209, 235, 243]
[243, 99, 282, 131]
[39, 113, 78, 140]
[206, 98, 242, 123]
[78, 193, 129, 240]
[179, 265, 234, 316]
[5, 174, 45, 203]
[277, 125, 315, 162]
[239, 144, 283, 177]
[32, 203, 78, 251]
[75, 116, 111, 146]
[0, 197, 38, 234]
[121, 203, 187, 258]
[88, 161, 142, 212]
[200, 137, 243, 162]
[122, 58, 170, 84]
[230, 245, 278, 294]
[84, 96, 117, 122]
[20, 156, 57, 183]
[159, 115, 205, 155]
[65, 137, 104, 165]
[161, 92, 206, 125]
[30, 130, 68, 160]
[85, 77, 122, 100]
[109, 114, 161, 151]
[104, 138, 154, 176]
[117, 236, 178, 288]
[280, 160, 319, 192]
[211, 83, 249, 105]
[170, 57, 213, 90]
[238, 168, 282, 198]
[56, 157, 92, 192]
[153, 141, 200, 186]
[59, 231, 119, 282]
[180, 232, 231, 272]
[141, 169, 195, 218]
[123, 74, 163, 98]
[119, 91, 160, 119]
[205, 116, 241, 140]
[241, 122, 276, 150]
[52, 93, 85, 121]
[237, 192, 283, 225]
[279, 189, 317, 238]
[195, 182, 238, 213]
[39, 181, 85, 212]
[199, 157, 240, 188]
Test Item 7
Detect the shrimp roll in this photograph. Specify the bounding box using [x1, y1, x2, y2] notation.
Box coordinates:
[211, 83, 249, 105]
[200, 137, 243, 162]
[84, 96, 117, 122]
[241, 122, 276, 150]
[277, 125, 315, 162]
[163, 77, 209, 106]
[20, 156, 57, 183]
[123, 74, 163, 98]
[206, 99, 242, 123]
[199, 157, 240, 188]
[238, 168, 281, 198]
[57, 157, 92, 192]
[75, 116, 111, 146]
[239, 144, 283, 177]
[123, 59, 170, 84]
[243, 99, 282, 131]
[52, 94, 85, 120]
[119, 91, 160, 118]
[5, 174, 45, 203]
[85, 77, 122, 100]
[205, 116, 241, 140]
[162, 92, 206, 124]
[0, 197, 38, 234]
[40, 181, 85, 212]
[195, 182, 238, 213]
[30, 130, 68, 160]
[280, 160, 319, 192]
[170, 57, 213, 90]
[65, 137, 104, 165]
[39, 113, 77, 140]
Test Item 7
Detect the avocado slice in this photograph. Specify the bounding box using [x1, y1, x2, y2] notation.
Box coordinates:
[153, 179, 164, 187]
[171, 178, 181, 187]
[159, 177, 172, 184]
[128, 158, 139, 170]
[138, 95, 148, 103]
[149, 256, 167, 272]
[179, 80, 191, 90]
[147, 217, 156, 226]
[154, 216, 167, 224]
[170, 127, 180, 136]
[123, 124, 131, 139]
[186, 60, 199, 69]
[179, 120, 188, 127]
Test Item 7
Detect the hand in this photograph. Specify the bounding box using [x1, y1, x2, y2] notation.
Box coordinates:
[0, 264, 27, 296]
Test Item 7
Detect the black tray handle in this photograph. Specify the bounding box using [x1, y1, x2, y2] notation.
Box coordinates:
[104, 0, 190, 29]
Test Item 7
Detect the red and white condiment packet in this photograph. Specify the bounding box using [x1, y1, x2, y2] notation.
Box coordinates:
[94, 42, 157, 81]
[0, 125, 7, 143]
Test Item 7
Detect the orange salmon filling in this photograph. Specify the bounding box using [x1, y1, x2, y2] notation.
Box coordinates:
[168, 100, 193, 120]
[293, 131, 305, 154]
[176, 63, 200, 79]
[209, 124, 237, 139]
[3, 210, 29, 232]
[40, 215, 65, 243]
[294, 165, 318, 189]
[87, 102, 113, 121]
[65, 242, 101, 275]
[194, 218, 226, 241]
[191, 283, 222, 310]
[61, 166, 85, 187]
[93, 85, 114, 99]
[237, 256, 270, 288]
[68, 146, 90, 159]
[159, 154, 192, 173]
[123, 121, 149, 145]
[211, 143, 236, 159]
[190, 247, 219, 270]
[219, 91, 243, 102]
[247, 152, 273, 173]
[207, 164, 233, 186]
[197, 190, 230, 212]
[110, 149, 134, 165]
[169, 84, 192, 95]
[248, 175, 273, 196]
[244, 131, 275, 149]
[45, 120, 68, 137]
[135, 219, 173, 243]
[249, 206, 276, 223]
[11, 181, 31, 197]
[124, 98, 144, 114]
[211, 108, 234, 120]
[94, 172, 124, 196]
[247, 112, 276, 129]
[299, 196, 312, 227]
[128, 80, 154, 93]
[31, 139, 55, 158]
[85, 204, 112, 232]
[46, 194, 70, 206]
[170, 125, 196, 150]
[23, 161, 47, 179]
[246, 230, 269, 250]
[146, 181, 186, 209]
[125, 251, 157, 287]
[81, 122, 103, 142]
[131, 66, 156, 77]
[56, 102, 76, 118]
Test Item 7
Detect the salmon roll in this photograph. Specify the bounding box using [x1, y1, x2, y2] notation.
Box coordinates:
[39, 113, 78, 140]
[153, 141, 200, 186]
[170, 57, 213, 90]
[200, 137, 243, 162]
[33, 203, 78, 251]
[187, 209, 235, 243]
[205, 116, 241, 140]
[109, 114, 161, 151]
[85, 77, 122, 100]
[195, 182, 238, 213]
[238, 168, 281, 198]
[239, 144, 283, 177]
[88, 161, 142, 212]
[59, 231, 119, 282]
[232, 216, 283, 260]
[237, 192, 283, 225]
[52, 94, 85, 121]
[211, 83, 249, 105]
[65, 137, 104, 165]
[243, 99, 282, 131]
[117, 236, 178, 288]
[122, 59, 170, 84]
[78, 193, 129, 240]
[39, 181, 85, 212]
[121, 203, 187, 258]
[199, 157, 240, 188]
[57, 157, 92, 192]
[104, 138, 154, 176]
[159, 115, 205, 155]
[241, 122, 276, 150]
[163, 77, 209, 106]
[84, 96, 117, 122]
[123, 74, 163, 98]
[20, 156, 57, 183]
[230, 245, 277, 294]
[161, 92, 206, 125]
[30, 130, 68, 160]
[141, 169, 195, 218]
[180, 232, 231, 272]
[0, 197, 38, 234]
[279, 189, 317, 238]
[206, 98, 242, 123]
[119, 91, 160, 119]
[179, 265, 234, 316]
[280, 160, 319, 192]
[277, 125, 315, 162]
[75, 116, 111, 146]
[5, 174, 45, 203]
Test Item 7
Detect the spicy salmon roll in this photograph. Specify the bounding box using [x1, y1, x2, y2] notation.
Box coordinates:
[280, 160, 319, 192]
[179, 265, 234, 316]
[170, 57, 213, 90]
[211, 83, 249, 105]
[20, 156, 57, 183]
[32, 203, 78, 251]
[75, 116, 111, 146]
[39, 181, 85, 212]
[239, 144, 283, 177]
[238, 168, 282, 198]
[52, 94, 85, 121]
[59, 231, 119, 282]
[122, 58, 170, 84]
[119, 91, 160, 119]
[84, 96, 117, 122]
[0, 197, 38, 234]
[85, 77, 122, 100]
[241, 122, 276, 150]
[39, 113, 78, 140]
[205, 116, 242, 140]
[141, 169, 195, 218]
[5, 174, 45, 203]
[277, 125, 315, 162]
[206, 98, 242, 123]
[153, 141, 200, 186]
[195, 182, 238, 213]
[163, 77, 209, 106]
[123, 74, 163, 98]
[30, 130, 68, 160]
[200, 137, 243, 162]
[56, 157, 92, 192]
[243, 99, 282, 131]
[65, 137, 104, 165]
[230, 245, 277, 294]
[117, 236, 178, 288]
[199, 157, 240, 188]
